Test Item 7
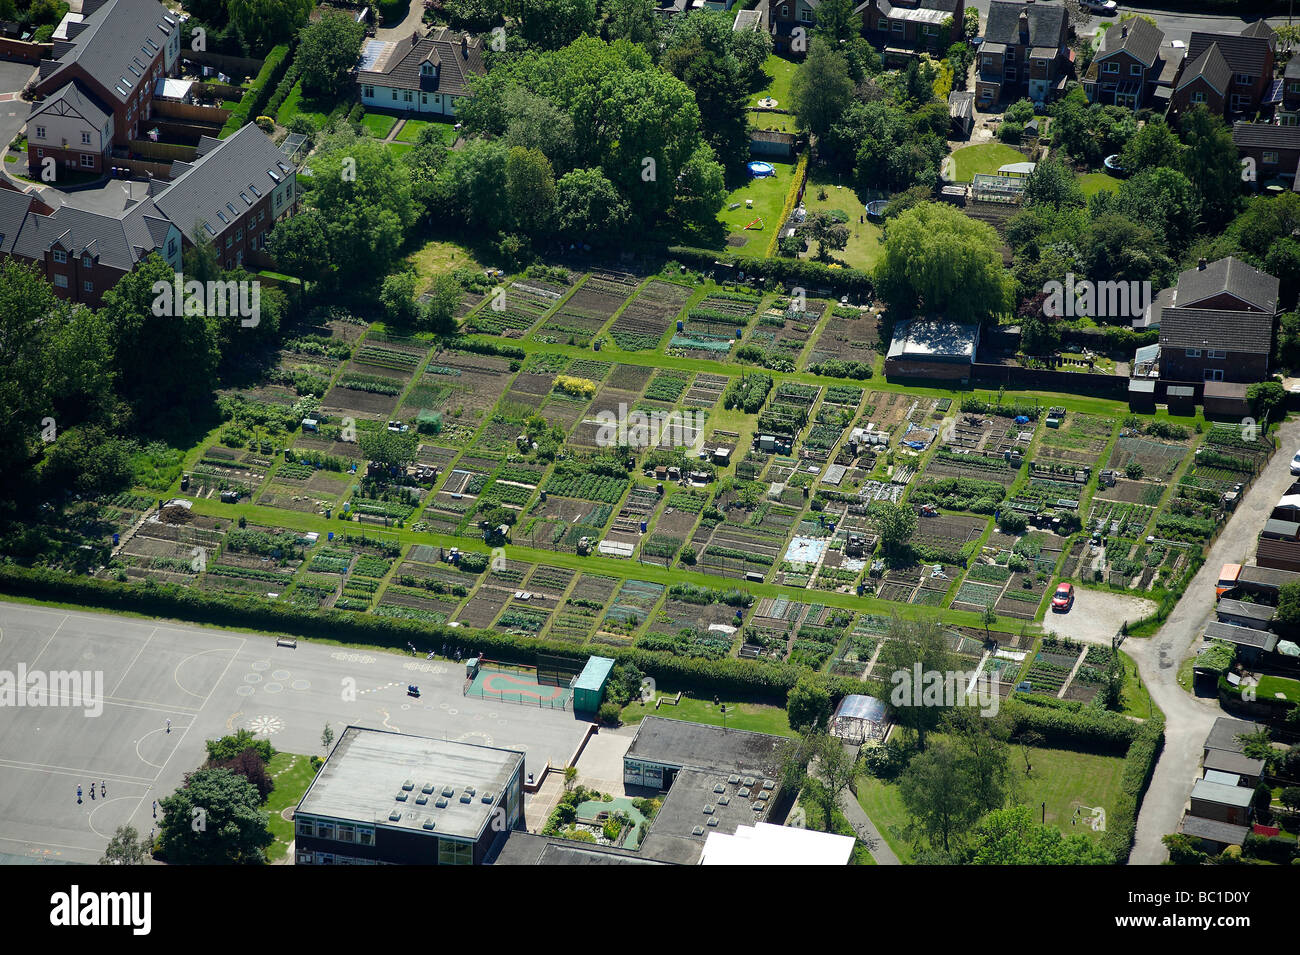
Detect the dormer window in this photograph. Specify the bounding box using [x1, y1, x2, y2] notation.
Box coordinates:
[82, 255, 92, 268]
[52, 250, 66, 264]
[421, 59, 436, 77]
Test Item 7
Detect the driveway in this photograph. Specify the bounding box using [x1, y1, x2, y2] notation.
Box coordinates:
[1046, 588, 1156, 645]
[1124, 417, 1300, 864]
[0, 60, 35, 168]
[376, 0, 426, 40]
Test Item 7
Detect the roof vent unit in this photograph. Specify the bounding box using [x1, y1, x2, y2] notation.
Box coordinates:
[480, 792, 494, 804]
[702, 804, 715, 815]
[713, 783, 725, 794]
[421, 783, 435, 795]
[459, 793, 472, 804]
[717, 796, 730, 807]
[388, 810, 402, 822]
[706, 817, 719, 827]
[401, 779, 415, 791]
[692, 826, 705, 836]
[464, 786, 476, 797]
[435, 797, 448, 809]
[422, 818, 436, 831]
[753, 803, 764, 813]
[395, 791, 408, 802]
[728, 774, 741, 785]
[761, 779, 775, 791]
[415, 794, 428, 805]
[442, 786, 455, 797]
[742, 777, 756, 787]
[738, 788, 751, 799]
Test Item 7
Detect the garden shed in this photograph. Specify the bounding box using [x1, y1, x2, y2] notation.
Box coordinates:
[572, 655, 615, 715]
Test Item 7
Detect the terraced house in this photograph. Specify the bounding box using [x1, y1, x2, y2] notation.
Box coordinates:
[0, 126, 295, 305]
[1082, 15, 1180, 113]
[356, 28, 487, 118]
[974, 0, 1071, 110]
[26, 0, 182, 177]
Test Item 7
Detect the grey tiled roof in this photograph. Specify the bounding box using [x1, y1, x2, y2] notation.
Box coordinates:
[1187, 30, 1271, 79]
[29, 80, 110, 127]
[1097, 16, 1163, 67]
[0, 188, 37, 254]
[1232, 120, 1300, 152]
[1178, 42, 1231, 95]
[152, 124, 292, 244]
[984, 0, 1066, 48]
[356, 28, 486, 97]
[1159, 307, 1274, 355]
[1177, 255, 1279, 313]
[37, 0, 177, 106]
[10, 195, 170, 271]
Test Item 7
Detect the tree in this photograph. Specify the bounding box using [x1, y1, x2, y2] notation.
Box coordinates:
[308, 139, 418, 278]
[100, 254, 220, 428]
[813, 0, 859, 44]
[1162, 832, 1209, 865]
[0, 260, 68, 476]
[359, 429, 419, 471]
[296, 9, 367, 100]
[603, 0, 659, 46]
[206, 729, 275, 763]
[508, 0, 597, 50]
[211, 748, 274, 800]
[266, 208, 331, 284]
[787, 676, 832, 733]
[1024, 155, 1084, 209]
[556, 166, 630, 242]
[434, 139, 510, 234]
[380, 271, 420, 325]
[664, 32, 750, 172]
[790, 38, 854, 150]
[421, 273, 464, 335]
[1246, 380, 1286, 422]
[40, 426, 133, 497]
[321, 723, 335, 753]
[875, 616, 954, 749]
[228, 0, 311, 54]
[804, 731, 859, 832]
[981, 603, 997, 643]
[898, 739, 973, 852]
[672, 144, 727, 231]
[505, 146, 558, 236]
[1179, 105, 1242, 223]
[869, 500, 917, 556]
[502, 87, 575, 170]
[804, 211, 850, 262]
[1277, 310, 1300, 370]
[101, 825, 150, 865]
[967, 806, 1111, 864]
[1110, 167, 1200, 251]
[1118, 116, 1185, 175]
[158, 768, 273, 865]
[942, 706, 1011, 816]
[874, 201, 1015, 322]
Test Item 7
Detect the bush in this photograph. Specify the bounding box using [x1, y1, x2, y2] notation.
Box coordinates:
[222, 44, 291, 135]
[597, 702, 622, 726]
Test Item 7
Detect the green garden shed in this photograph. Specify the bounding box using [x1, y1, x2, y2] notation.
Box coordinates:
[572, 656, 615, 714]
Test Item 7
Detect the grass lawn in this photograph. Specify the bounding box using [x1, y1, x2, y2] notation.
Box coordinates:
[404, 237, 488, 286]
[620, 691, 794, 737]
[361, 111, 398, 139]
[397, 118, 457, 146]
[950, 142, 1028, 182]
[716, 161, 794, 258]
[749, 53, 798, 108]
[388, 142, 414, 160]
[264, 752, 317, 862]
[799, 173, 886, 272]
[1118, 650, 1162, 720]
[1257, 674, 1300, 703]
[276, 80, 334, 128]
[1079, 172, 1121, 198]
[856, 743, 1126, 860]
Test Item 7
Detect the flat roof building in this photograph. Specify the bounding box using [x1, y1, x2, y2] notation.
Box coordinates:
[294, 725, 524, 865]
[624, 716, 785, 790]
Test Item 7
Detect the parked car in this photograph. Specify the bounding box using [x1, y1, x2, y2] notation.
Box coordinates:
[1290, 450, 1300, 476]
[1080, 0, 1119, 14]
[1051, 582, 1075, 612]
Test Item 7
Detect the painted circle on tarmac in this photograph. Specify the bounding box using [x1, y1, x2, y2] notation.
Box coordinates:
[291, 679, 310, 691]
[447, 708, 458, 715]
[243, 672, 262, 683]
[272, 670, 291, 681]
[236, 685, 255, 697]
[251, 660, 271, 671]
[264, 682, 283, 694]
[249, 715, 283, 736]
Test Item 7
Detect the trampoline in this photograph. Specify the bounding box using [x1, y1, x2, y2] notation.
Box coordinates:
[865, 199, 889, 220]
[748, 161, 776, 178]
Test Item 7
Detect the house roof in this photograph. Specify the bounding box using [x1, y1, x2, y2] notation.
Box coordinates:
[356, 28, 485, 97]
[37, 0, 177, 106]
[153, 124, 293, 244]
[1178, 41, 1231, 95]
[9, 194, 171, 272]
[887, 319, 979, 362]
[28, 80, 110, 127]
[1180, 815, 1250, 846]
[1176, 255, 1279, 313]
[1187, 30, 1272, 79]
[984, 0, 1066, 49]
[1233, 120, 1300, 153]
[1097, 16, 1163, 68]
[1205, 716, 1264, 754]
[0, 188, 37, 254]
[1158, 307, 1274, 355]
[1240, 19, 1276, 42]
[1191, 778, 1254, 809]
[1202, 749, 1266, 778]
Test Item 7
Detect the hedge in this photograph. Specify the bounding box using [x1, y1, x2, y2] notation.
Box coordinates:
[0, 563, 869, 704]
[1100, 717, 1164, 865]
[221, 44, 291, 136]
[266, 58, 305, 121]
[666, 245, 873, 296]
[766, 151, 809, 258]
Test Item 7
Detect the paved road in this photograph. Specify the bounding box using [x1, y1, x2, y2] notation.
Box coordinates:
[839, 786, 901, 864]
[1124, 417, 1300, 864]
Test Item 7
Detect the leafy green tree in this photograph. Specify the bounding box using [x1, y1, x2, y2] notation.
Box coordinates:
[266, 208, 332, 284]
[875, 616, 954, 749]
[40, 427, 134, 496]
[158, 768, 273, 865]
[870, 500, 917, 556]
[421, 273, 464, 335]
[101, 825, 150, 865]
[508, 0, 597, 49]
[874, 202, 1015, 321]
[206, 730, 275, 763]
[380, 271, 420, 325]
[805, 731, 859, 832]
[968, 806, 1112, 864]
[404, 127, 452, 217]
[898, 739, 973, 852]
[1079, 212, 1173, 289]
[1179, 105, 1242, 223]
[1118, 116, 1185, 174]
[556, 166, 630, 242]
[672, 144, 727, 231]
[360, 429, 419, 471]
[0, 259, 64, 475]
[502, 87, 575, 170]
[1247, 380, 1286, 422]
[307, 139, 418, 278]
[603, 0, 659, 46]
[1024, 155, 1084, 209]
[321, 723, 335, 753]
[1162, 832, 1209, 865]
[813, 0, 859, 44]
[296, 9, 367, 100]
[505, 146, 558, 236]
[434, 139, 510, 234]
[804, 211, 850, 262]
[787, 677, 832, 733]
[1106, 167, 1200, 251]
[791, 38, 855, 151]
[664, 32, 750, 172]
[1276, 310, 1300, 370]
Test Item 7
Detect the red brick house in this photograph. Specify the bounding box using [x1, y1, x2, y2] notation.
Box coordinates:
[856, 0, 964, 56]
[1232, 121, 1300, 188]
[767, 0, 821, 54]
[974, 1, 1071, 110]
[1169, 24, 1275, 120]
[1082, 16, 1181, 113]
[27, 0, 182, 176]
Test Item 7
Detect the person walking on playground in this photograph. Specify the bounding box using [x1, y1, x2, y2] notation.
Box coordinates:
[100, 781, 105, 798]
[166, 718, 171, 734]
[77, 785, 82, 804]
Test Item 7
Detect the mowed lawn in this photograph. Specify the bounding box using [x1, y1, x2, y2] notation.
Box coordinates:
[950, 142, 1027, 182]
[799, 173, 885, 272]
[620, 691, 794, 737]
[717, 161, 794, 257]
[264, 752, 317, 862]
[749, 53, 799, 108]
[1079, 172, 1121, 198]
[361, 111, 398, 139]
[398, 118, 458, 147]
[855, 744, 1126, 861]
[276, 79, 333, 128]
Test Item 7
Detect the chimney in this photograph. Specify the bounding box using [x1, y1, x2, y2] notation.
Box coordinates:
[1121, 23, 1128, 38]
[1198, 257, 1208, 270]
[461, 35, 468, 58]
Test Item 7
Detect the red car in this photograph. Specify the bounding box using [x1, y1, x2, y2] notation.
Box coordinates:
[1051, 583, 1074, 612]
